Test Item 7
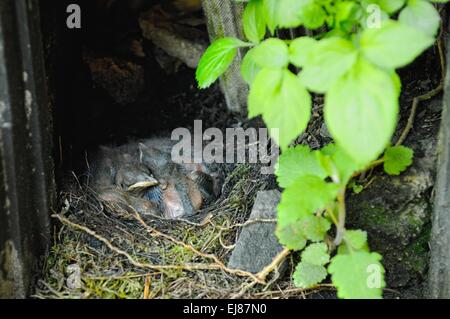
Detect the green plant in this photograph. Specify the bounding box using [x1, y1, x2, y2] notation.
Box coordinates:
[196, 0, 445, 298]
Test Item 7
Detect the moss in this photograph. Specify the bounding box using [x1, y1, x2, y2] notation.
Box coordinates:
[350, 197, 429, 244]
[347, 179, 432, 290]
[351, 201, 392, 232]
[83, 277, 144, 299]
[402, 225, 431, 274]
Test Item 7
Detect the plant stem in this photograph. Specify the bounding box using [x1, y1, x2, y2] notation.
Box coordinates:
[326, 206, 339, 227]
[395, 83, 443, 146]
[352, 157, 385, 179]
[333, 188, 347, 246]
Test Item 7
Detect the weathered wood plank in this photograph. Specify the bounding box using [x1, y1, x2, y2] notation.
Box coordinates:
[0, 0, 55, 298]
[428, 32, 450, 298]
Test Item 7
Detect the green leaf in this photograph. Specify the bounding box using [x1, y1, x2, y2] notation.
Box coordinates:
[275, 145, 328, 188]
[299, 37, 357, 93]
[391, 71, 402, 98]
[328, 252, 385, 299]
[241, 47, 261, 85]
[289, 37, 317, 68]
[299, 216, 331, 242]
[276, 222, 307, 250]
[252, 38, 289, 68]
[248, 68, 283, 118]
[196, 37, 249, 88]
[263, 0, 278, 34]
[360, 20, 435, 69]
[299, 1, 327, 29]
[243, 0, 266, 43]
[345, 230, 368, 250]
[320, 144, 364, 184]
[349, 181, 364, 194]
[325, 58, 399, 165]
[338, 230, 369, 254]
[334, 1, 362, 32]
[399, 0, 441, 37]
[276, 0, 305, 28]
[383, 145, 414, 175]
[277, 175, 340, 228]
[249, 69, 312, 150]
[293, 261, 327, 288]
[302, 242, 330, 266]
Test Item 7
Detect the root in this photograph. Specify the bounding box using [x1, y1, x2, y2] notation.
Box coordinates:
[231, 248, 290, 298]
[132, 212, 266, 283]
[395, 83, 443, 147]
[209, 218, 276, 231]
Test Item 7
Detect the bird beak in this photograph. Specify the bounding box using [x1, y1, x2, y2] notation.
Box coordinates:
[127, 177, 159, 191]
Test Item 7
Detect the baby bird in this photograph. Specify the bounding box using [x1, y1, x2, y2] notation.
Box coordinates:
[114, 154, 158, 191]
[88, 146, 160, 215]
[89, 147, 157, 191]
[88, 137, 220, 219]
[138, 142, 212, 219]
[98, 188, 161, 217]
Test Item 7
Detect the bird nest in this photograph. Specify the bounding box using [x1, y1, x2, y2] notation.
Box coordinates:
[33, 163, 332, 299]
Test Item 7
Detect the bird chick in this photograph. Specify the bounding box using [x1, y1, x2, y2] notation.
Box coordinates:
[89, 147, 158, 191]
[88, 146, 161, 216]
[98, 188, 161, 217]
[139, 143, 199, 219]
[138, 140, 218, 219]
[88, 137, 220, 219]
[114, 153, 158, 192]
